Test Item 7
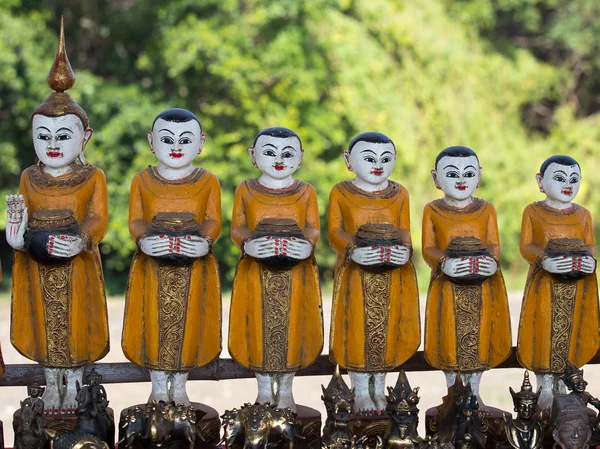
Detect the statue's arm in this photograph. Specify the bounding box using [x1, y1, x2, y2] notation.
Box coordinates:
[128, 173, 149, 244]
[519, 206, 544, 264]
[327, 187, 352, 255]
[421, 205, 444, 268]
[80, 168, 109, 248]
[199, 175, 222, 244]
[230, 183, 252, 250]
[302, 184, 320, 246]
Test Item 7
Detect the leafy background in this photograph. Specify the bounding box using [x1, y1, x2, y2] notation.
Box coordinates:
[1, 0, 600, 294]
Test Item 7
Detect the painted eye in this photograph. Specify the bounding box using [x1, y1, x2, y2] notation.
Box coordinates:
[463, 171, 476, 178]
[445, 171, 459, 178]
[553, 175, 566, 183]
[263, 149, 276, 157]
[160, 136, 174, 145]
[381, 157, 392, 163]
[570, 177, 579, 184]
[282, 152, 294, 159]
[56, 134, 71, 141]
[179, 137, 192, 145]
[37, 134, 51, 141]
[364, 156, 376, 163]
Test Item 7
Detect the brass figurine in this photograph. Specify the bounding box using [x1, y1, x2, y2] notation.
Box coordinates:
[14, 384, 47, 449]
[551, 395, 592, 449]
[219, 403, 303, 449]
[504, 372, 543, 449]
[384, 371, 420, 449]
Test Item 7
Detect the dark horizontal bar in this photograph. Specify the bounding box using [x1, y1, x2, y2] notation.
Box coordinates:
[2, 348, 599, 387]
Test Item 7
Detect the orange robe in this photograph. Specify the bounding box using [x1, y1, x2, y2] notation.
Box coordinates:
[122, 167, 222, 371]
[11, 164, 109, 368]
[517, 202, 600, 373]
[328, 181, 420, 371]
[422, 198, 511, 371]
[228, 179, 323, 373]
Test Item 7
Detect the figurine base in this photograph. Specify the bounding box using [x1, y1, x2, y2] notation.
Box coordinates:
[118, 403, 219, 449]
[13, 408, 114, 448]
[293, 405, 322, 449]
[349, 412, 391, 448]
[425, 405, 507, 448]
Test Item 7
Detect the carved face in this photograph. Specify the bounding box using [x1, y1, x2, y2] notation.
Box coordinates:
[32, 114, 92, 168]
[569, 376, 587, 393]
[553, 417, 591, 449]
[148, 118, 205, 169]
[537, 163, 581, 204]
[249, 135, 303, 179]
[432, 156, 481, 201]
[516, 400, 536, 420]
[344, 141, 396, 186]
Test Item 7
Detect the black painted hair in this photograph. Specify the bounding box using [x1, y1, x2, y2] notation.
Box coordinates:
[152, 108, 202, 132]
[252, 127, 301, 148]
[539, 155, 580, 176]
[435, 146, 479, 168]
[347, 132, 395, 153]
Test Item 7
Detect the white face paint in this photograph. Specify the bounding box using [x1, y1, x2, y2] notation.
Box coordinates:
[148, 118, 204, 170]
[537, 162, 581, 204]
[32, 114, 90, 169]
[250, 135, 303, 180]
[433, 155, 481, 201]
[345, 141, 396, 187]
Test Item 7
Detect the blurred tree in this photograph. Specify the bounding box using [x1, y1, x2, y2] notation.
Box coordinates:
[1, 0, 598, 293]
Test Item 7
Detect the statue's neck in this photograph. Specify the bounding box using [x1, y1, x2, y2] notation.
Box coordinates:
[351, 177, 389, 193]
[442, 195, 474, 208]
[42, 165, 73, 177]
[156, 163, 196, 181]
[543, 197, 572, 210]
[258, 174, 295, 189]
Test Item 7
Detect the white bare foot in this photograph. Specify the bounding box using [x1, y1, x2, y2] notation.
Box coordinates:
[349, 371, 377, 414]
[171, 371, 191, 406]
[43, 367, 62, 414]
[149, 370, 171, 403]
[277, 372, 296, 412]
[63, 367, 84, 414]
[373, 373, 387, 412]
[255, 372, 275, 405]
[536, 373, 555, 415]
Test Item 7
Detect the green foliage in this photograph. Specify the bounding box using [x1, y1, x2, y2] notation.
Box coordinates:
[1, 0, 599, 293]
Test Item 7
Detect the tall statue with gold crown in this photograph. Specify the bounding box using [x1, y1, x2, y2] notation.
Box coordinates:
[5, 17, 109, 416]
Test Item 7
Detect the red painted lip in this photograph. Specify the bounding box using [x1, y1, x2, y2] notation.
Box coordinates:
[456, 185, 468, 191]
[371, 169, 384, 176]
[46, 151, 62, 158]
[170, 153, 184, 159]
[273, 165, 286, 171]
[562, 189, 572, 195]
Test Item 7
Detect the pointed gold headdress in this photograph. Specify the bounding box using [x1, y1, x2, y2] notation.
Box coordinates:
[32, 16, 89, 128]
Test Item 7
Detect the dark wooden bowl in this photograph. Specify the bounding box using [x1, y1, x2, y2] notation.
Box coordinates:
[353, 223, 404, 273]
[544, 238, 591, 282]
[146, 212, 202, 265]
[444, 236, 491, 285]
[249, 218, 306, 270]
[24, 210, 80, 264]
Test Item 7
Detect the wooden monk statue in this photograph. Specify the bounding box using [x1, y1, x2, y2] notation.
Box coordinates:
[328, 132, 420, 413]
[229, 127, 323, 411]
[122, 108, 222, 404]
[517, 155, 599, 413]
[423, 146, 511, 402]
[5, 17, 109, 414]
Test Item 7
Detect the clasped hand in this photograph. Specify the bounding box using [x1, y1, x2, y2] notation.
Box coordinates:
[351, 245, 410, 266]
[542, 256, 595, 274]
[244, 236, 312, 260]
[442, 256, 498, 278]
[140, 235, 210, 258]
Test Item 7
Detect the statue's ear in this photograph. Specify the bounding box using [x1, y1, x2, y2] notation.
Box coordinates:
[431, 169, 440, 189]
[248, 147, 256, 167]
[536, 173, 544, 191]
[343, 150, 352, 171]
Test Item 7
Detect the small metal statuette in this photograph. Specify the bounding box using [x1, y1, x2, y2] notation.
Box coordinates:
[384, 370, 420, 449]
[14, 382, 46, 449]
[551, 395, 592, 449]
[219, 403, 303, 449]
[504, 371, 543, 449]
[561, 363, 600, 444]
